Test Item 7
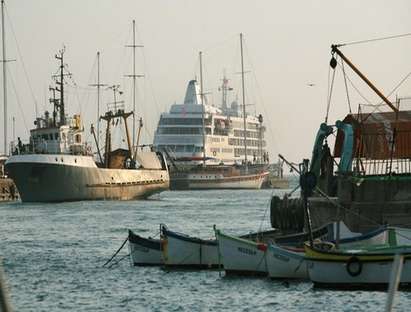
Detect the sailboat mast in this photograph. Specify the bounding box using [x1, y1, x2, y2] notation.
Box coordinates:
[1, 0, 7, 155]
[96, 52, 101, 147]
[131, 20, 136, 148]
[240, 33, 248, 168]
[199, 51, 206, 167]
[125, 20, 144, 153]
[89, 51, 107, 149]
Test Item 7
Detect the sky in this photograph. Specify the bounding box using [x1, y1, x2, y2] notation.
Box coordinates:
[1, 0, 411, 163]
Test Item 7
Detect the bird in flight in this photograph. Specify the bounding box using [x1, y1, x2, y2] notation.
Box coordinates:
[307, 83, 316, 87]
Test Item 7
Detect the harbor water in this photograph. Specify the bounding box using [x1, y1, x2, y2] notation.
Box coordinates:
[1, 189, 411, 311]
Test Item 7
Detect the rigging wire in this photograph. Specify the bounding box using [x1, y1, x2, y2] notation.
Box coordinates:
[337, 32, 411, 47]
[341, 60, 352, 114]
[325, 57, 337, 123]
[4, 5, 39, 117]
[337, 60, 373, 106]
[133, 25, 158, 144]
[242, 39, 280, 157]
[7, 66, 29, 133]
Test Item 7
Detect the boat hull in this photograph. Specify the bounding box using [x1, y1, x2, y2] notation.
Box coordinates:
[267, 245, 307, 279]
[215, 230, 268, 276]
[172, 171, 268, 190]
[306, 245, 411, 289]
[5, 155, 169, 202]
[128, 230, 163, 266]
[162, 228, 219, 269]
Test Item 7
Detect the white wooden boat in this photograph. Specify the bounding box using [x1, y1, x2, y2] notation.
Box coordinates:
[161, 225, 219, 269]
[305, 244, 411, 290]
[266, 245, 307, 279]
[215, 229, 269, 276]
[128, 230, 163, 266]
[214, 223, 346, 276]
[266, 226, 390, 280]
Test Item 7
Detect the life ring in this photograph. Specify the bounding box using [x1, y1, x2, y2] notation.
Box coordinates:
[346, 256, 362, 277]
[212, 151, 217, 156]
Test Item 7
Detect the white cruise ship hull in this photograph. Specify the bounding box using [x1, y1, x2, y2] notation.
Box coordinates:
[5, 154, 169, 202]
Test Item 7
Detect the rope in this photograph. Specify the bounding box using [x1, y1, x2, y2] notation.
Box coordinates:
[325, 60, 337, 123]
[257, 188, 276, 234]
[108, 253, 130, 269]
[102, 236, 128, 267]
[341, 60, 352, 114]
[5, 6, 39, 116]
[338, 32, 411, 47]
[314, 186, 383, 228]
[7, 67, 29, 133]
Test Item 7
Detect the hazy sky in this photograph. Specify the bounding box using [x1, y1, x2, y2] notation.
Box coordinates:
[1, 0, 411, 163]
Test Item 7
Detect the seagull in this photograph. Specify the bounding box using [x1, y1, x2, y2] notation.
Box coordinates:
[307, 83, 316, 87]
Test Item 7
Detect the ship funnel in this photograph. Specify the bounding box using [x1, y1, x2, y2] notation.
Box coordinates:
[183, 80, 202, 106]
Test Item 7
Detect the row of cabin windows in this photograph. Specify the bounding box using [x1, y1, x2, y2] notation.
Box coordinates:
[159, 118, 203, 125]
[228, 138, 266, 147]
[234, 148, 265, 157]
[33, 133, 81, 143]
[156, 144, 203, 153]
[157, 127, 211, 135]
[233, 129, 263, 139]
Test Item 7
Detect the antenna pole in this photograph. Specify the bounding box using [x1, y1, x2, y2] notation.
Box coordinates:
[240, 33, 248, 169]
[199, 51, 206, 167]
[125, 20, 144, 152]
[1, 0, 7, 155]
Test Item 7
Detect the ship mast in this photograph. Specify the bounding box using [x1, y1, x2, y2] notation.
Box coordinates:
[125, 20, 144, 152]
[240, 33, 248, 170]
[89, 51, 107, 148]
[53, 48, 70, 126]
[1, 0, 7, 155]
[199, 51, 206, 167]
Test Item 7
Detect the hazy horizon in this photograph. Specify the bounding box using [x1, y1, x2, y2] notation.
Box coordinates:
[1, 0, 411, 164]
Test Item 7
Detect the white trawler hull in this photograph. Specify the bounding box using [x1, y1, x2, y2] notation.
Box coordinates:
[5, 154, 169, 202]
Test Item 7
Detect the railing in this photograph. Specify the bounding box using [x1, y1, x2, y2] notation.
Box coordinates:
[352, 158, 411, 176]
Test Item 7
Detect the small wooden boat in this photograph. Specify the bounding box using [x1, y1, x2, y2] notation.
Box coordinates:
[266, 226, 390, 280]
[266, 245, 307, 279]
[305, 243, 411, 290]
[216, 223, 391, 277]
[128, 230, 163, 266]
[161, 225, 219, 269]
[214, 223, 342, 276]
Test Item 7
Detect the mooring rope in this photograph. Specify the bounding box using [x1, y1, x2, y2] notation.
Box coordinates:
[102, 236, 129, 268]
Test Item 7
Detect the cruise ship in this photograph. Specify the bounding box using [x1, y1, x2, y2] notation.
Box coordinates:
[154, 79, 269, 189]
[5, 49, 169, 202]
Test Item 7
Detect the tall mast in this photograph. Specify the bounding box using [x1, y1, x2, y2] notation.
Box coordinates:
[55, 49, 66, 125]
[125, 20, 144, 151]
[240, 33, 248, 169]
[199, 51, 206, 167]
[1, 0, 7, 155]
[89, 51, 106, 148]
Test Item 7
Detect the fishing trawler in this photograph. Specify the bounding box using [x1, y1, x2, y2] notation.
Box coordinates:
[271, 43, 411, 233]
[5, 49, 169, 202]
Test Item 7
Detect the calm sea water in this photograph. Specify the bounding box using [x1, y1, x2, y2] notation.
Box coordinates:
[1, 189, 411, 311]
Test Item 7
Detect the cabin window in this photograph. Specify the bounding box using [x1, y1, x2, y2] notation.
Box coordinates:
[75, 134, 81, 143]
[54, 133, 59, 140]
